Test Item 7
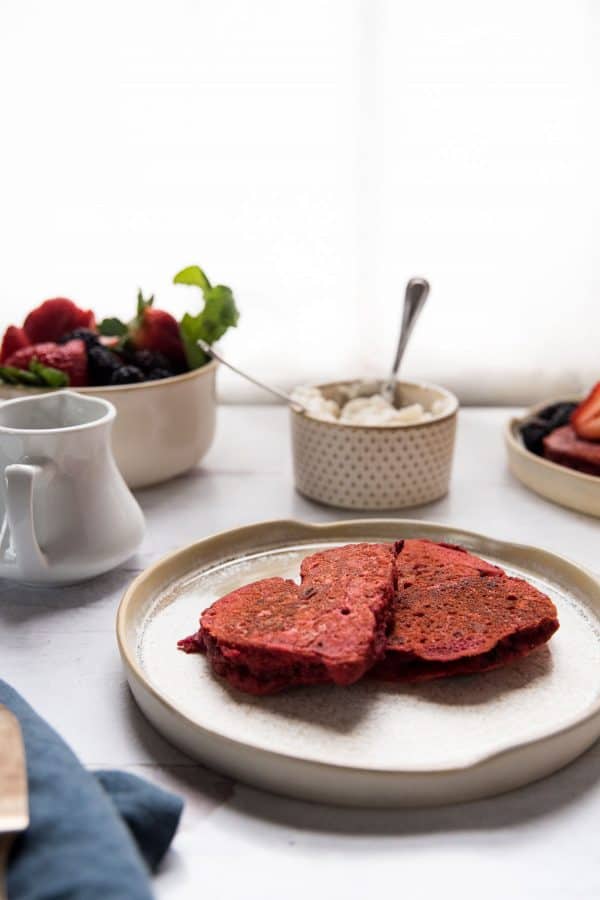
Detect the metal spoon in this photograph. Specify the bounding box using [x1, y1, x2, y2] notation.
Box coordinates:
[197, 340, 307, 413]
[381, 277, 430, 406]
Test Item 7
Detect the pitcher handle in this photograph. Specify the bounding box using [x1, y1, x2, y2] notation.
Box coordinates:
[5, 463, 51, 575]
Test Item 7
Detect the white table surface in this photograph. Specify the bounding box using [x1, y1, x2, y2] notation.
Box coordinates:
[3, 406, 600, 900]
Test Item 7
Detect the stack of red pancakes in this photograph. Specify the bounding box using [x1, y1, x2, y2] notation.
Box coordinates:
[179, 539, 559, 696]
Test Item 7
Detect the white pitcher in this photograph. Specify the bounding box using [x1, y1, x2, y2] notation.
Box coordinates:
[0, 390, 145, 585]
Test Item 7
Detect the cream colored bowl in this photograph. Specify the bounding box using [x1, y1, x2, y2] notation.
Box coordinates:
[117, 518, 600, 807]
[505, 397, 600, 518]
[290, 380, 458, 510]
[0, 361, 218, 489]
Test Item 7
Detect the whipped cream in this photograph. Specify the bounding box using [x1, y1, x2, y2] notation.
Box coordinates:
[291, 383, 449, 427]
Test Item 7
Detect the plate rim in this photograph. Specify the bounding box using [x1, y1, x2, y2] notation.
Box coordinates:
[117, 517, 600, 777]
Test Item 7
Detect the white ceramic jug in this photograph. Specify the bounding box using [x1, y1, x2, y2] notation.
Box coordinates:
[0, 391, 145, 585]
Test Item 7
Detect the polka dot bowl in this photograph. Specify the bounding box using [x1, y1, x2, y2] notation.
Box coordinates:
[291, 380, 458, 510]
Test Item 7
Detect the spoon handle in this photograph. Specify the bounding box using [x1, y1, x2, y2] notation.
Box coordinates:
[198, 340, 306, 413]
[382, 277, 430, 403]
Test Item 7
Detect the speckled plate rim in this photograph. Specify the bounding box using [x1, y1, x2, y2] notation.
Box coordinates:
[117, 518, 600, 803]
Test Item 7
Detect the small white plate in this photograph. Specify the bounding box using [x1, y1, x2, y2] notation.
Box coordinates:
[117, 519, 600, 807]
[505, 398, 600, 518]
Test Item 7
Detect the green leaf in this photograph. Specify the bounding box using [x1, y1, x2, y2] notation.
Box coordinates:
[98, 317, 128, 337]
[0, 366, 19, 384]
[0, 362, 68, 387]
[179, 315, 210, 369]
[199, 285, 239, 342]
[173, 265, 211, 293]
[136, 289, 154, 318]
[0, 366, 38, 385]
[174, 264, 240, 368]
[29, 360, 69, 387]
[178, 284, 240, 369]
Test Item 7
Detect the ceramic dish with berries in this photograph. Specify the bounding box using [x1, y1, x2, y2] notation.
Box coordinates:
[505, 383, 600, 518]
[0, 265, 239, 488]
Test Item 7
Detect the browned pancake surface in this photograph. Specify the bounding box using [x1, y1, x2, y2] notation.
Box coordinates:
[180, 543, 398, 694]
[374, 573, 559, 682]
[396, 539, 503, 590]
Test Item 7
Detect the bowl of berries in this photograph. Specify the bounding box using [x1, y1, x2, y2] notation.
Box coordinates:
[505, 383, 600, 517]
[0, 265, 239, 489]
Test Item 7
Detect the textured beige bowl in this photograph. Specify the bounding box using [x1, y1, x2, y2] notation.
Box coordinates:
[0, 361, 218, 489]
[291, 380, 458, 510]
[505, 397, 600, 518]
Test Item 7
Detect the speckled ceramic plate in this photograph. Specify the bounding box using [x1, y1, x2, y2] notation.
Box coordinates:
[505, 398, 600, 518]
[117, 519, 600, 807]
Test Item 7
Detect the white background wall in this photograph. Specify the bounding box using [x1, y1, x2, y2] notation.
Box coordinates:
[0, 0, 597, 403]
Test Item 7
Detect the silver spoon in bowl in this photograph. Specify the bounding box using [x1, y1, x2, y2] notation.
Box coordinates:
[196, 340, 307, 413]
[381, 277, 430, 406]
[199, 276, 429, 415]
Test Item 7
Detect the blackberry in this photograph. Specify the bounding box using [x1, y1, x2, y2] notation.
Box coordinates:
[87, 345, 122, 385]
[538, 402, 568, 421]
[521, 402, 577, 456]
[147, 368, 174, 380]
[58, 328, 99, 349]
[542, 402, 577, 431]
[520, 418, 550, 455]
[125, 349, 171, 373]
[110, 365, 144, 385]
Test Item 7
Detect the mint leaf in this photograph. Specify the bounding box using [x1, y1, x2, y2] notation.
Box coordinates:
[99, 317, 128, 337]
[179, 285, 239, 369]
[173, 265, 211, 293]
[179, 315, 210, 369]
[199, 285, 239, 341]
[29, 360, 69, 387]
[174, 265, 240, 368]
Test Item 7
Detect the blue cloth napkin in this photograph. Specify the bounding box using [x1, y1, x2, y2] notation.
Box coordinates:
[0, 680, 183, 900]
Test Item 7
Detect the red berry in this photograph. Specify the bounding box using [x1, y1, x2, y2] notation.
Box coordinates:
[23, 298, 96, 344]
[6, 340, 89, 387]
[131, 308, 186, 367]
[571, 382, 600, 442]
[0, 326, 29, 363]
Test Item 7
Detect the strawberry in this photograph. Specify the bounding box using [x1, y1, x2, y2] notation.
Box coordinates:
[129, 292, 186, 368]
[6, 340, 88, 387]
[0, 325, 29, 363]
[571, 382, 600, 442]
[24, 298, 96, 344]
